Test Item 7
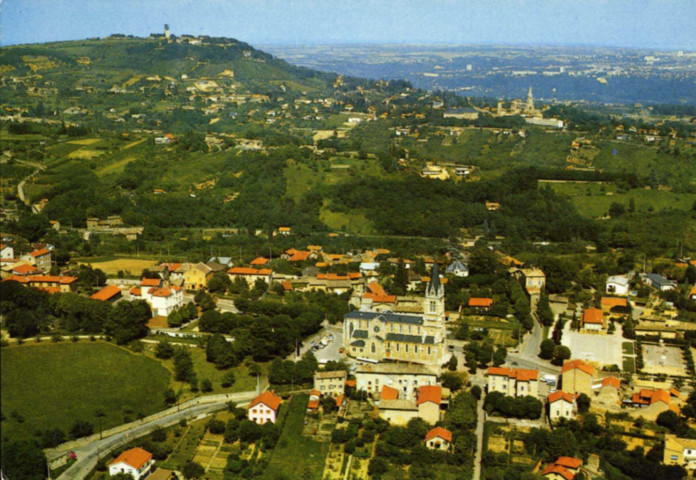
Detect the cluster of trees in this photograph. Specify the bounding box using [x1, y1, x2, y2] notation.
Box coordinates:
[268, 352, 318, 386]
[1, 280, 151, 344]
[484, 392, 543, 419]
[539, 338, 571, 366]
[464, 341, 507, 372]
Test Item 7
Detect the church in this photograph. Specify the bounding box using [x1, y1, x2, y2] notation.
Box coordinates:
[343, 264, 448, 367]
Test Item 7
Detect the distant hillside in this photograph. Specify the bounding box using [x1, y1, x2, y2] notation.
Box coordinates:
[0, 35, 337, 93]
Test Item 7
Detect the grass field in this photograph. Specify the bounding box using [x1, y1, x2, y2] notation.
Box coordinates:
[0, 342, 171, 441]
[543, 181, 696, 218]
[622, 356, 635, 373]
[622, 342, 635, 355]
[319, 204, 374, 235]
[264, 394, 328, 480]
[82, 257, 158, 276]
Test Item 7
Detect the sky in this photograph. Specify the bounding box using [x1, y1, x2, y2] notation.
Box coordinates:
[1, 0, 695, 50]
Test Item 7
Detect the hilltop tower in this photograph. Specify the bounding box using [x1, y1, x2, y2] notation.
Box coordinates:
[497, 99, 503, 116]
[164, 24, 171, 41]
[526, 86, 534, 113]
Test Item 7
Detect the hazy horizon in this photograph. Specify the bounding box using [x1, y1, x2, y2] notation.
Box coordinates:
[2, 0, 696, 50]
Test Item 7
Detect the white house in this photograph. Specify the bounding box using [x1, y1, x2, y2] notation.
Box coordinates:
[606, 275, 630, 296]
[548, 391, 577, 423]
[146, 287, 184, 317]
[248, 391, 282, 425]
[424, 426, 452, 451]
[109, 447, 154, 480]
[0, 244, 14, 259]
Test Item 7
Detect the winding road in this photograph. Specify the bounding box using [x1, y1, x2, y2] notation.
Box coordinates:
[48, 390, 260, 480]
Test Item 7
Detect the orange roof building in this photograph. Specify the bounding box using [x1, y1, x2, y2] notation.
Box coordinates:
[140, 277, 162, 287]
[250, 257, 269, 266]
[561, 359, 595, 396]
[248, 391, 282, 425]
[468, 297, 493, 308]
[109, 447, 154, 475]
[380, 385, 399, 401]
[424, 426, 453, 450]
[417, 385, 442, 405]
[12, 263, 40, 275]
[90, 285, 122, 301]
[581, 307, 605, 330]
[487, 366, 539, 398]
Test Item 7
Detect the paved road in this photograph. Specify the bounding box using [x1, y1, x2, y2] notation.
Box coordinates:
[473, 389, 486, 480]
[520, 312, 543, 358]
[51, 391, 258, 480]
[292, 322, 343, 363]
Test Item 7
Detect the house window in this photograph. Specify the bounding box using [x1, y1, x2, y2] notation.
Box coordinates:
[405, 345, 409, 353]
[371, 343, 376, 353]
[430, 301, 436, 313]
[414, 345, 418, 353]
[427, 347, 431, 355]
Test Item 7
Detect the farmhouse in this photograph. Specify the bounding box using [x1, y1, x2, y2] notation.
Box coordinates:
[183, 262, 214, 290]
[248, 391, 282, 425]
[2, 274, 78, 293]
[109, 447, 154, 480]
[0, 243, 14, 259]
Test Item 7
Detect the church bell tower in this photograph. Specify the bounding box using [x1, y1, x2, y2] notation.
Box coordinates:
[424, 263, 445, 331]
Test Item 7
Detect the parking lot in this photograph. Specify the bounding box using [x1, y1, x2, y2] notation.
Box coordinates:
[561, 322, 624, 367]
[293, 323, 344, 364]
[642, 343, 686, 376]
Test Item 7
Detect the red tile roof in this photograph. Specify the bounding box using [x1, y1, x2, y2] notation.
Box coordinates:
[309, 389, 321, 397]
[601, 377, 621, 389]
[541, 464, 574, 480]
[425, 426, 452, 443]
[380, 386, 399, 400]
[417, 385, 442, 405]
[469, 297, 493, 307]
[348, 272, 362, 279]
[335, 395, 345, 407]
[288, 250, 312, 262]
[548, 391, 576, 404]
[363, 293, 397, 303]
[345, 379, 356, 388]
[2, 275, 29, 283]
[227, 267, 272, 275]
[281, 280, 293, 291]
[487, 366, 539, 381]
[29, 248, 50, 257]
[12, 264, 40, 275]
[140, 277, 161, 287]
[110, 447, 152, 469]
[249, 391, 282, 411]
[367, 281, 387, 296]
[601, 297, 628, 308]
[250, 257, 269, 265]
[650, 389, 670, 405]
[582, 308, 604, 324]
[149, 287, 174, 297]
[90, 285, 121, 301]
[555, 457, 582, 470]
[562, 359, 594, 376]
[129, 287, 142, 296]
[307, 399, 320, 410]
